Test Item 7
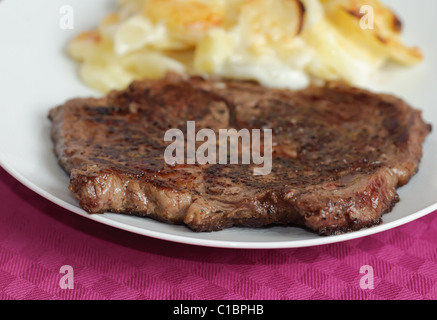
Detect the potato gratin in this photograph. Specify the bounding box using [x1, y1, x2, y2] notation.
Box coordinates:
[68, 0, 423, 93]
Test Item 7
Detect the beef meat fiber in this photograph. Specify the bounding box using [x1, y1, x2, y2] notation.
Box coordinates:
[48, 74, 431, 235]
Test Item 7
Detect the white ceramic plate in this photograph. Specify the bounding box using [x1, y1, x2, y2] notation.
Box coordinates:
[1, 0, 436, 249]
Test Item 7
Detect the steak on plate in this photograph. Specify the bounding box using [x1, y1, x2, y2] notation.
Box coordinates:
[48, 73, 431, 235]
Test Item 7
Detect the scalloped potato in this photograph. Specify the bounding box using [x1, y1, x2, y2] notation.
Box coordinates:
[67, 0, 422, 93]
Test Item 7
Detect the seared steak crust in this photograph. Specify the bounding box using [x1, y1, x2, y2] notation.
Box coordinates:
[48, 74, 431, 235]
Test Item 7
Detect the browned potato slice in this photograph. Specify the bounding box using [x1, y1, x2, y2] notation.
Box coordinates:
[143, 0, 226, 47]
[321, 0, 422, 65]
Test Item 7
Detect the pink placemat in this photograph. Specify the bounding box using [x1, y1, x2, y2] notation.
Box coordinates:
[0, 167, 436, 300]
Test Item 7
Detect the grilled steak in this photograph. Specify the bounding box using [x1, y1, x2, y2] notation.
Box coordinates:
[48, 73, 431, 235]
